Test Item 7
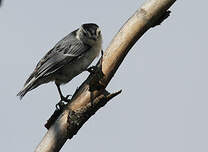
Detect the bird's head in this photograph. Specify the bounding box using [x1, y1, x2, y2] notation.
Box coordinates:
[77, 23, 102, 46]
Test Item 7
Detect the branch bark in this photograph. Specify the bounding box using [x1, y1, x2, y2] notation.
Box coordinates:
[35, 0, 177, 151]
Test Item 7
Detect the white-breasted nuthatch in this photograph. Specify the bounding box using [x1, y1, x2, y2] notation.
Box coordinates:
[17, 23, 102, 102]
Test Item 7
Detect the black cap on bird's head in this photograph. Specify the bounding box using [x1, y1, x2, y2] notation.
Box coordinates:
[82, 23, 99, 33]
[82, 23, 98, 28]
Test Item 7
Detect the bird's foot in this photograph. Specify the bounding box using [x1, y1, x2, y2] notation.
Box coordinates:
[86, 66, 99, 74]
[87, 65, 104, 80]
[61, 94, 71, 103]
[56, 101, 66, 110]
[56, 95, 71, 110]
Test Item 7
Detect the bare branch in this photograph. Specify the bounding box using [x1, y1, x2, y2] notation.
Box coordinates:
[35, 0, 177, 151]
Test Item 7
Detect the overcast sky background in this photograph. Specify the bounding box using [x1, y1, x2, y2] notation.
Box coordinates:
[0, 0, 208, 152]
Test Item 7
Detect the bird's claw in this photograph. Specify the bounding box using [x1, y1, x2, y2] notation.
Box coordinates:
[86, 66, 99, 74]
[56, 94, 71, 110]
[87, 66, 104, 80]
[56, 101, 65, 110]
[60, 94, 71, 103]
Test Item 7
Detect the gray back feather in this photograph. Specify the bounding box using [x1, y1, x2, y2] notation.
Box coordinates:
[24, 30, 90, 86]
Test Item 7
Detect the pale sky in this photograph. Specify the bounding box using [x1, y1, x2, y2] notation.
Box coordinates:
[0, 0, 208, 152]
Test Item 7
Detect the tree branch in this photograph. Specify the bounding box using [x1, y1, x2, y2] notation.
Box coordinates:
[35, 0, 177, 151]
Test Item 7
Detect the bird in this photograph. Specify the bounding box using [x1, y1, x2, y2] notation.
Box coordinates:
[17, 23, 102, 103]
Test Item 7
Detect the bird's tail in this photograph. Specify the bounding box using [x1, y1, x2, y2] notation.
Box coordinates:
[17, 77, 37, 100]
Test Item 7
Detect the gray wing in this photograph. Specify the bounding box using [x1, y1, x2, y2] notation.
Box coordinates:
[24, 31, 90, 85]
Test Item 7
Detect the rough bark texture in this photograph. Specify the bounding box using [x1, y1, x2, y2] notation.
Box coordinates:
[35, 0, 177, 151]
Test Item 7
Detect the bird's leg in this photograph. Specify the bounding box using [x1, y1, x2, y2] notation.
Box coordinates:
[55, 83, 71, 110]
[56, 83, 71, 102]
